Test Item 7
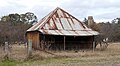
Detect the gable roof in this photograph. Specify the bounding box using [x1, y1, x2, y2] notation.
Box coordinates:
[27, 7, 99, 36]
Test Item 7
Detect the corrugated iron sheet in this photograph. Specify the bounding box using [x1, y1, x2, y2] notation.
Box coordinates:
[27, 7, 99, 36]
[39, 30, 99, 36]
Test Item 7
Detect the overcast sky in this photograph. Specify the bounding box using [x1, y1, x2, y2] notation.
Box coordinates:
[0, 0, 120, 22]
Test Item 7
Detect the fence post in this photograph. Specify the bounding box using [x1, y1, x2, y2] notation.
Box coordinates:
[28, 39, 32, 57]
[4, 42, 10, 59]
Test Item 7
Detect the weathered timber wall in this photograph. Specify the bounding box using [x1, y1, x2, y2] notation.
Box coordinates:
[26, 31, 40, 50]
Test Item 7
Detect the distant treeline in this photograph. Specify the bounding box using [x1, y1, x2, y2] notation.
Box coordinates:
[84, 18, 120, 42]
[0, 12, 38, 44]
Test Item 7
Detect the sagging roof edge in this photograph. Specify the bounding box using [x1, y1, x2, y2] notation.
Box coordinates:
[25, 30, 99, 36]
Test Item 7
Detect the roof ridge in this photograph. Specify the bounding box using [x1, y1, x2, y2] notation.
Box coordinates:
[36, 7, 60, 30]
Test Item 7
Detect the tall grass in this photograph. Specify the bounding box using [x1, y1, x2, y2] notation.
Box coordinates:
[0, 43, 120, 66]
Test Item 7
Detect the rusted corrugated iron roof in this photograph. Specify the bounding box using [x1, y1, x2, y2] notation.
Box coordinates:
[27, 7, 99, 36]
[39, 30, 98, 36]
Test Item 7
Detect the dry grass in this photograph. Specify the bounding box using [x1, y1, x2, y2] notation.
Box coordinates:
[0, 42, 120, 66]
[0, 44, 27, 61]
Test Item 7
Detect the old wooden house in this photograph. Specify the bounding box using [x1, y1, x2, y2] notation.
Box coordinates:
[26, 7, 99, 50]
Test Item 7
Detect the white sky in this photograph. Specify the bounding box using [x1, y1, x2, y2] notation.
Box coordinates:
[0, 0, 120, 22]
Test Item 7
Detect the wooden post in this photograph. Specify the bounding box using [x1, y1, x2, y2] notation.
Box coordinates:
[4, 42, 10, 59]
[28, 39, 32, 57]
[93, 41, 95, 52]
[93, 36, 95, 52]
[64, 36, 66, 50]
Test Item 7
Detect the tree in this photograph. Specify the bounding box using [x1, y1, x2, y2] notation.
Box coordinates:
[111, 23, 120, 41]
[1, 16, 10, 22]
[116, 18, 120, 24]
[25, 12, 38, 25]
[0, 12, 38, 44]
[83, 17, 99, 31]
[1, 12, 38, 25]
[83, 18, 88, 26]
[97, 21, 120, 42]
[112, 18, 120, 24]
[20, 14, 27, 23]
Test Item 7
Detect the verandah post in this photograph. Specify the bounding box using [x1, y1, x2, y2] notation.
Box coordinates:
[93, 36, 95, 52]
[64, 36, 66, 50]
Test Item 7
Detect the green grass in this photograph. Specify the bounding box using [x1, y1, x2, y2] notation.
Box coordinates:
[1, 55, 120, 66]
[0, 59, 17, 66]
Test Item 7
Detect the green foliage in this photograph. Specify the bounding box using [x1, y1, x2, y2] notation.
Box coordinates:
[116, 18, 120, 24]
[0, 12, 37, 25]
[25, 12, 38, 24]
[112, 18, 120, 24]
